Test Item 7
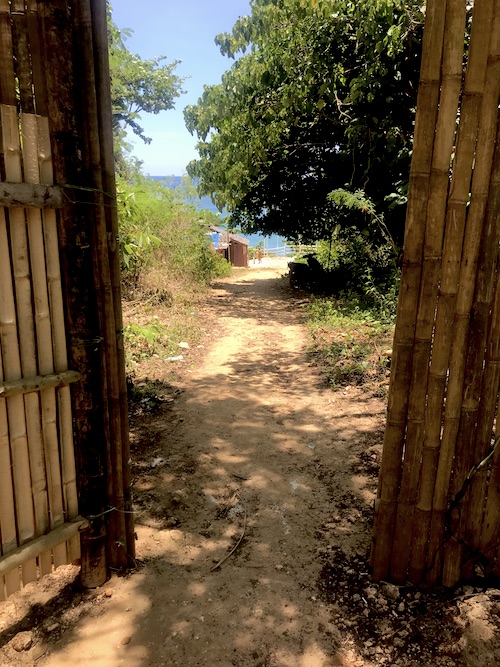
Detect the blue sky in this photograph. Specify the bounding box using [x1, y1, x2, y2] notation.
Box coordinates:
[110, 0, 251, 176]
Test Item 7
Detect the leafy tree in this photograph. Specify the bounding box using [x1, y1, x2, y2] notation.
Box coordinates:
[185, 0, 425, 247]
[107, 3, 185, 171]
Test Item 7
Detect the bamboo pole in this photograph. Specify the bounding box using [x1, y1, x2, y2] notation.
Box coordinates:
[30, 4, 81, 559]
[477, 260, 500, 557]
[409, 0, 496, 585]
[433, 12, 500, 587]
[371, 0, 447, 581]
[73, 0, 128, 570]
[0, 516, 88, 578]
[90, 0, 135, 563]
[23, 111, 68, 570]
[37, 117, 80, 563]
[37, 0, 109, 587]
[0, 236, 19, 597]
[0, 370, 80, 397]
[0, 25, 40, 587]
[0, 182, 63, 207]
[456, 115, 500, 577]
[390, 0, 467, 583]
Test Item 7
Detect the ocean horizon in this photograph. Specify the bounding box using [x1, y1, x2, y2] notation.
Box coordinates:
[152, 175, 289, 253]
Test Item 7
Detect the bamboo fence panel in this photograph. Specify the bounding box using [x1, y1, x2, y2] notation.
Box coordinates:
[36, 0, 135, 581]
[1, 105, 39, 589]
[371, 0, 447, 582]
[389, 0, 467, 583]
[410, 0, 496, 584]
[372, 0, 500, 587]
[0, 234, 18, 599]
[26, 1, 80, 564]
[0, 0, 94, 597]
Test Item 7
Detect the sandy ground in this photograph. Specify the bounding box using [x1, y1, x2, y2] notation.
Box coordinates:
[0, 261, 498, 667]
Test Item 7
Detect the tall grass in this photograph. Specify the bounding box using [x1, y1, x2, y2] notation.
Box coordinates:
[117, 175, 231, 379]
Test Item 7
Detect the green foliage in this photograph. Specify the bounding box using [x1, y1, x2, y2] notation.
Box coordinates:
[124, 319, 167, 362]
[185, 0, 425, 246]
[312, 216, 400, 320]
[116, 175, 232, 291]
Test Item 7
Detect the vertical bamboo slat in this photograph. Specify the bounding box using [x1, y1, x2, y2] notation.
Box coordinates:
[0, 225, 19, 597]
[371, 0, 447, 581]
[38, 0, 110, 587]
[410, 0, 496, 585]
[435, 9, 500, 586]
[90, 0, 135, 566]
[390, 0, 467, 583]
[373, 0, 500, 586]
[0, 100, 39, 587]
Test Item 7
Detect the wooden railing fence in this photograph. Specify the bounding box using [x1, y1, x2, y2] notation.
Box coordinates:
[371, 0, 500, 587]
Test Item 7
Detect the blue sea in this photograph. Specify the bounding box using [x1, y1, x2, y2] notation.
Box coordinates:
[153, 176, 290, 254]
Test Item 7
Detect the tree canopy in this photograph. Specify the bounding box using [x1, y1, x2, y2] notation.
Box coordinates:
[107, 3, 184, 171]
[185, 0, 425, 245]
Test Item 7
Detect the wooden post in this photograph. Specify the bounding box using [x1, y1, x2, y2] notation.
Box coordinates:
[90, 0, 135, 563]
[71, 0, 129, 570]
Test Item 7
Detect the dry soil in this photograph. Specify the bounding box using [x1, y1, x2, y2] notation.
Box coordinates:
[0, 259, 498, 667]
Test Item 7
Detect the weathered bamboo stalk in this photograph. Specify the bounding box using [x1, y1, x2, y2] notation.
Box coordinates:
[434, 12, 500, 587]
[73, 0, 129, 569]
[0, 250, 19, 598]
[38, 0, 109, 587]
[37, 113, 80, 563]
[0, 516, 89, 578]
[456, 113, 500, 579]
[410, 0, 496, 585]
[371, 0, 447, 581]
[0, 97, 41, 587]
[90, 0, 135, 563]
[390, 0, 467, 583]
[0, 182, 63, 207]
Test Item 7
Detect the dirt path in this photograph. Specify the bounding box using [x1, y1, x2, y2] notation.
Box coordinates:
[1, 263, 498, 666]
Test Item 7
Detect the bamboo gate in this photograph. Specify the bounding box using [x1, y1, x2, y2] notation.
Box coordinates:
[0, 0, 134, 599]
[371, 0, 500, 587]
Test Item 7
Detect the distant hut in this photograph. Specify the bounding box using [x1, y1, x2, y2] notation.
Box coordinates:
[209, 225, 249, 267]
